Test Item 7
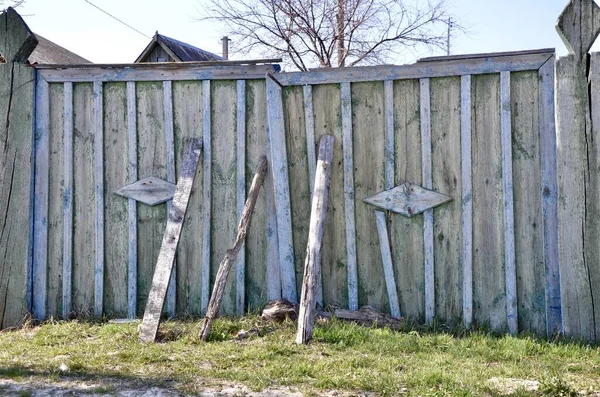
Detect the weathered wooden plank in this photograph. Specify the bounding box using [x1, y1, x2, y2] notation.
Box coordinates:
[114, 177, 175, 206]
[265, 140, 281, 302]
[210, 80, 238, 315]
[200, 156, 267, 340]
[384, 81, 395, 191]
[283, 86, 311, 299]
[172, 80, 203, 315]
[500, 71, 518, 335]
[72, 83, 96, 315]
[460, 75, 473, 328]
[420, 78, 434, 325]
[127, 81, 138, 319]
[36, 59, 281, 69]
[62, 82, 73, 319]
[313, 84, 346, 308]
[266, 76, 297, 302]
[472, 74, 506, 331]
[37, 64, 280, 83]
[236, 80, 246, 316]
[93, 81, 104, 317]
[46, 83, 64, 318]
[430, 76, 462, 324]
[511, 71, 546, 335]
[297, 136, 334, 344]
[103, 82, 129, 317]
[556, 0, 600, 62]
[275, 51, 554, 86]
[136, 82, 168, 317]
[341, 82, 358, 311]
[163, 80, 176, 318]
[391, 79, 424, 321]
[375, 211, 401, 318]
[139, 139, 202, 343]
[418, 48, 556, 63]
[244, 80, 271, 309]
[33, 77, 49, 320]
[539, 58, 561, 337]
[302, 85, 322, 307]
[201, 79, 212, 314]
[364, 183, 452, 217]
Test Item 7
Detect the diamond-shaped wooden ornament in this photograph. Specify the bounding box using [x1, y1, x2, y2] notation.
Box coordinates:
[114, 177, 176, 206]
[556, 0, 600, 60]
[364, 182, 452, 218]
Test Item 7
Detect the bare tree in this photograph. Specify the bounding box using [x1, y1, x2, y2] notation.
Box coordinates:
[1, 0, 25, 10]
[199, 0, 462, 70]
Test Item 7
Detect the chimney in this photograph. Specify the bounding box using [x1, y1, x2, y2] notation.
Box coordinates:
[221, 36, 230, 60]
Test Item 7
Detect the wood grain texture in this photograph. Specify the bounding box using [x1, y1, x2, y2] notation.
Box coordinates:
[93, 81, 104, 317]
[210, 80, 238, 315]
[136, 82, 167, 317]
[46, 83, 64, 318]
[127, 81, 138, 319]
[460, 75, 473, 328]
[266, 76, 297, 302]
[72, 83, 96, 315]
[236, 80, 246, 316]
[511, 71, 546, 335]
[472, 74, 506, 331]
[245, 80, 271, 309]
[352, 81, 386, 311]
[430, 76, 462, 324]
[364, 183, 452, 217]
[62, 82, 73, 319]
[172, 80, 204, 315]
[297, 136, 334, 344]
[391, 79, 424, 321]
[313, 84, 347, 308]
[556, 0, 600, 61]
[33, 77, 49, 321]
[201, 80, 212, 314]
[375, 211, 401, 318]
[341, 82, 358, 311]
[283, 86, 310, 297]
[140, 139, 202, 343]
[163, 80, 176, 318]
[420, 78, 434, 325]
[102, 82, 128, 318]
[384, 80, 395, 191]
[539, 58, 562, 337]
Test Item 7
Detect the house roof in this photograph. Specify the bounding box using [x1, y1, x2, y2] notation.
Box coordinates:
[135, 32, 223, 63]
[28, 33, 91, 65]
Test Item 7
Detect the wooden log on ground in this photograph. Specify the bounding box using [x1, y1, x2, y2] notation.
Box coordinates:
[199, 155, 268, 341]
[296, 135, 335, 344]
[138, 139, 203, 343]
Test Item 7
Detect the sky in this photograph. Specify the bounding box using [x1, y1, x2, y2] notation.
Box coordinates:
[11, 0, 579, 66]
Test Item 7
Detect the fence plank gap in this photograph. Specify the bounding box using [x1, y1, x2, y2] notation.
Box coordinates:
[375, 210, 401, 318]
[236, 80, 247, 316]
[163, 80, 176, 317]
[201, 80, 212, 314]
[461, 75, 473, 329]
[139, 138, 203, 343]
[296, 135, 335, 344]
[266, 76, 297, 302]
[341, 82, 358, 311]
[420, 78, 434, 325]
[62, 82, 73, 319]
[93, 81, 104, 318]
[500, 71, 518, 335]
[126, 81, 138, 319]
[200, 155, 268, 341]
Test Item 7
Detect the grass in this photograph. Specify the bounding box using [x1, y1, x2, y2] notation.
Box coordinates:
[0, 316, 599, 396]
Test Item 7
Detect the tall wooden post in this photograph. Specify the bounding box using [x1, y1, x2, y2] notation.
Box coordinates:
[0, 8, 38, 329]
[556, 0, 600, 341]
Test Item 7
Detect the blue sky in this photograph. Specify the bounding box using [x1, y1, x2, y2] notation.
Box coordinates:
[16, 0, 575, 65]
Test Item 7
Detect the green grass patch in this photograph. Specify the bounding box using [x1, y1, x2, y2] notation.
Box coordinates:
[0, 317, 599, 396]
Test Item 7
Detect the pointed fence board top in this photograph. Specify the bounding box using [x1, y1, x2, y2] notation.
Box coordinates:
[557, 0, 600, 60]
[364, 183, 452, 218]
[0, 7, 38, 63]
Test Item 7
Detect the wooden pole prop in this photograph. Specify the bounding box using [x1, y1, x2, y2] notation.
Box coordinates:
[296, 135, 335, 344]
[199, 155, 268, 341]
[139, 138, 203, 343]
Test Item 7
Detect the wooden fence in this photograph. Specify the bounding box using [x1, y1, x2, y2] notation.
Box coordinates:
[2, 1, 600, 341]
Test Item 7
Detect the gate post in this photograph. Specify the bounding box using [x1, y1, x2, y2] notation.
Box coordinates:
[0, 7, 38, 329]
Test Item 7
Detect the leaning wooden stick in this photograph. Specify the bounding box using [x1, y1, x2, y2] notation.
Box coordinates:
[296, 135, 335, 344]
[139, 138, 203, 343]
[199, 155, 268, 341]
